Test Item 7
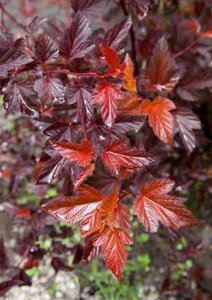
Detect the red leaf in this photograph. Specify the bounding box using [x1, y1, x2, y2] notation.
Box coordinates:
[51, 139, 94, 167]
[102, 139, 156, 175]
[42, 184, 103, 224]
[133, 178, 201, 232]
[142, 37, 180, 92]
[93, 82, 122, 127]
[174, 108, 201, 154]
[100, 44, 124, 77]
[59, 13, 94, 62]
[15, 208, 31, 218]
[73, 163, 95, 191]
[139, 96, 176, 145]
[93, 227, 133, 281]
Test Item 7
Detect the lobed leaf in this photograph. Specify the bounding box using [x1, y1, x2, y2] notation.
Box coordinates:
[139, 96, 176, 145]
[59, 13, 94, 62]
[142, 37, 180, 92]
[93, 227, 133, 282]
[93, 82, 122, 128]
[102, 139, 156, 175]
[133, 178, 201, 232]
[50, 139, 94, 167]
[174, 108, 201, 154]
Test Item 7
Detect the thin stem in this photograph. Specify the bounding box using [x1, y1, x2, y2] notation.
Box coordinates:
[0, 2, 29, 33]
[119, 0, 139, 75]
[173, 38, 199, 58]
[49, 69, 111, 79]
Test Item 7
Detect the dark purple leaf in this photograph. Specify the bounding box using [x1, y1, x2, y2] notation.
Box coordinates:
[177, 70, 212, 101]
[174, 108, 201, 154]
[111, 115, 144, 135]
[0, 239, 9, 270]
[66, 80, 93, 124]
[44, 122, 78, 141]
[34, 34, 58, 63]
[72, 0, 108, 19]
[103, 16, 132, 51]
[3, 80, 37, 115]
[0, 33, 33, 78]
[127, 0, 152, 20]
[34, 76, 65, 106]
[51, 257, 73, 273]
[59, 13, 94, 62]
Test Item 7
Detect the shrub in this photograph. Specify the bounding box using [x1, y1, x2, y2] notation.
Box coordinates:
[0, 0, 211, 296]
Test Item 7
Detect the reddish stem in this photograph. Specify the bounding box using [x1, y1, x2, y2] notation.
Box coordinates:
[173, 38, 199, 58]
[49, 69, 111, 79]
[119, 0, 139, 75]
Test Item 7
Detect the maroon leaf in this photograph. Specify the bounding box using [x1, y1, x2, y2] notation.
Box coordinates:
[34, 76, 65, 106]
[142, 37, 180, 92]
[128, 0, 152, 20]
[174, 108, 201, 154]
[3, 80, 37, 115]
[103, 16, 132, 51]
[66, 81, 93, 123]
[34, 34, 58, 63]
[177, 70, 212, 101]
[0, 33, 33, 78]
[0, 239, 9, 270]
[72, 0, 108, 19]
[59, 13, 94, 62]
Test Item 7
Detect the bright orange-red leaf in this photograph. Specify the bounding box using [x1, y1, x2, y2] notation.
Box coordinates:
[142, 37, 180, 92]
[117, 93, 139, 115]
[93, 226, 133, 282]
[42, 184, 103, 224]
[101, 44, 124, 77]
[139, 96, 176, 145]
[74, 163, 95, 191]
[93, 82, 122, 127]
[101, 187, 119, 221]
[50, 139, 94, 167]
[102, 139, 156, 175]
[133, 178, 201, 232]
[122, 54, 137, 92]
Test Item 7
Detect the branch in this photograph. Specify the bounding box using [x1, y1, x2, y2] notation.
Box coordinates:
[119, 0, 139, 75]
[173, 38, 199, 58]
